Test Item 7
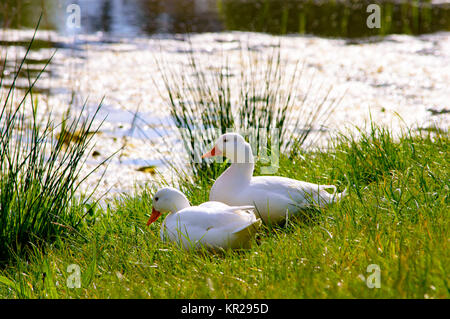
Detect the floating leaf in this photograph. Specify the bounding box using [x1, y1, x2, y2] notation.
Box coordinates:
[136, 165, 157, 174]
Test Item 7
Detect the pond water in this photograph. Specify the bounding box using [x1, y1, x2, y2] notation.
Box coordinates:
[2, 0, 450, 37]
[1, 1, 449, 198]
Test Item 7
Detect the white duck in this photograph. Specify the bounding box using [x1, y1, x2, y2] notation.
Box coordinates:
[202, 133, 347, 224]
[146, 187, 261, 250]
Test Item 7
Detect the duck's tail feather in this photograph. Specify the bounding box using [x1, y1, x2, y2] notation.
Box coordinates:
[232, 218, 262, 235]
[232, 205, 257, 211]
[323, 187, 348, 205]
[319, 184, 337, 192]
[230, 218, 261, 249]
[311, 185, 348, 206]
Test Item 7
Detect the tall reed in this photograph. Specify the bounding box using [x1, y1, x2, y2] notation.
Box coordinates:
[0, 20, 103, 263]
[155, 42, 341, 182]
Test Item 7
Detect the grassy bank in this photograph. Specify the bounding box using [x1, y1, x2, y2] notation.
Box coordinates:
[0, 125, 448, 299]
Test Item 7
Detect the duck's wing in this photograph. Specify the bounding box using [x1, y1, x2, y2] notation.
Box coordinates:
[200, 201, 256, 217]
[199, 201, 230, 209]
[250, 176, 342, 207]
[167, 204, 257, 235]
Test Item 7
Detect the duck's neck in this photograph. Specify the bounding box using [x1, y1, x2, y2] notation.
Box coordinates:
[224, 162, 254, 182]
[221, 143, 255, 183]
[171, 195, 191, 213]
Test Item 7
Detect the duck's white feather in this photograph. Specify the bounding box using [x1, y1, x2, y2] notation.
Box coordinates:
[211, 174, 346, 224]
[207, 133, 347, 224]
[160, 202, 260, 250]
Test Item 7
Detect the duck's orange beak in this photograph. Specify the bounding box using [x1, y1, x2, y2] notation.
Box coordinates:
[201, 146, 222, 158]
[146, 207, 162, 226]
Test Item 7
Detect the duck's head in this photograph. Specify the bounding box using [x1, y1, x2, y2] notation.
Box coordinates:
[202, 132, 253, 163]
[146, 187, 190, 226]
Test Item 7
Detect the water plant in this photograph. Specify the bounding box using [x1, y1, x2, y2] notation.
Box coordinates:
[0, 19, 104, 263]
[155, 42, 341, 183]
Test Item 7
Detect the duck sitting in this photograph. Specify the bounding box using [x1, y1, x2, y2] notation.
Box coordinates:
[146, 187, 261, 250]
[202, 133, 347, 224]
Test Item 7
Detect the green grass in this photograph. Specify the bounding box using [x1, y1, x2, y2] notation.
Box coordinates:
[0, 17, 105, 264]
[0, 124, 447, 298]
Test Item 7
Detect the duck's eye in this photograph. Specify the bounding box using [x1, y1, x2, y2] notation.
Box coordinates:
[223, 138, 228, 143]
[155, 197, 159, 202]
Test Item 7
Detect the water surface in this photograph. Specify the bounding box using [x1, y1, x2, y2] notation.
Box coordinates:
[1, 0, 449, 38]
